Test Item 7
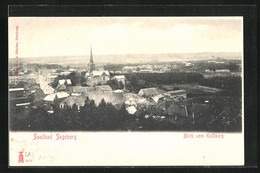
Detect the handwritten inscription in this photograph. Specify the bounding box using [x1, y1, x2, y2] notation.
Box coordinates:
[17, 150, 56, 163]
[11, 135, 58, 164]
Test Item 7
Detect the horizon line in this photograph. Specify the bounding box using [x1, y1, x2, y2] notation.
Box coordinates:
[9, 51, 242, 59]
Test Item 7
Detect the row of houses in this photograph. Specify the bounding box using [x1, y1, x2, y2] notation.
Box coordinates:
[41, 68, 127, 91]
[127, 86, 219, 121]
[122, 87, 187, 115]
[29, 81, 187, 115]
[10, 83, 190, 121]
[85, 70, 110, 86]
[9, 67, 188, 118]
[33, 84, 114, 109]
[9, 83, 212, 124]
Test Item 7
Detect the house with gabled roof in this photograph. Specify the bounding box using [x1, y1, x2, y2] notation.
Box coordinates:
[164, 90, 187, 100]
[43, 92, 69, 102]
[59, 95, 86, 110]
[95, 85, 112, 92]
[92, 70, 110, 77]
[83, 91, 124, 109]
[86, 70, 110, 86]
[151, 94, 164, 103]
[138, 87, 159, 97]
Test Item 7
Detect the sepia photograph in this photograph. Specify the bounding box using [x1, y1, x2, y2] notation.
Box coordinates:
[9, 17, 243, 132]
[8, 16, 247, 166]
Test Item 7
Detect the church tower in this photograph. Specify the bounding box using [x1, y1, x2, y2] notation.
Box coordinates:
[89, 46, 95, 73]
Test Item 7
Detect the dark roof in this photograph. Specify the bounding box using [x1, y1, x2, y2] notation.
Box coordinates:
[25, 84, 40, 90]
[33, 89, 46, 103]
[56, 84, 66, 90]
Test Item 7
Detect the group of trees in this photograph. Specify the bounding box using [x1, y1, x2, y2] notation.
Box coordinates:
[10, 97, 131, 131]
[188, 61, 241, 72]
[124, 72, 205, 92]
[123, 72, 241, 94]
[10, 94, 241, 132]
[134, 95, 241, 132]
[125, 72, 204, 85]
[103, 64, 124, 72]
[199, 76, 242, 96]
[185, 95, 242, 132]
[124, 75, 156, 93]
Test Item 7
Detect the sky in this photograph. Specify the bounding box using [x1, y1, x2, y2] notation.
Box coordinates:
[9, 17, 243, 58]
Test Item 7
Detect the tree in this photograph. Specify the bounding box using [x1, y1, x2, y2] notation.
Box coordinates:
[81, 71, 86, 76]
[53, 95, 60, 114]
[226, 63, 239, 72]
[118, 103, 128, 126]
[98, 99, 107, 114]
[67, 72, 80, 86]
[108, 79, 124, 90]
[118, 81, 124, 89]
[103, 64, 124, 72]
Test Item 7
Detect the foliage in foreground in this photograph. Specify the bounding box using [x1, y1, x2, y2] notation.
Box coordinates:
[10, 96, 241, 132]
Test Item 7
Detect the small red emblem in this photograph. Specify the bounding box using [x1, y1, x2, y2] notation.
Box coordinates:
[18, 151, 24, 163]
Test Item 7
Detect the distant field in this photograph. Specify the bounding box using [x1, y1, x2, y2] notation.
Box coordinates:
[202, 72, 241, 79]
[161, 84, 222, 94]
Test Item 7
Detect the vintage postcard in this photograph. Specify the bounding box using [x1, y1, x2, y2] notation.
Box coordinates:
[9, 17, 244, 166]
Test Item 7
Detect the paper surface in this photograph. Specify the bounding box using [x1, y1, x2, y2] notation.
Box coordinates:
[8, 17, 244, 166]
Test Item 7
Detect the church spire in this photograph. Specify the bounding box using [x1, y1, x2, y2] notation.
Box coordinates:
[89, 45, 94, 73]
